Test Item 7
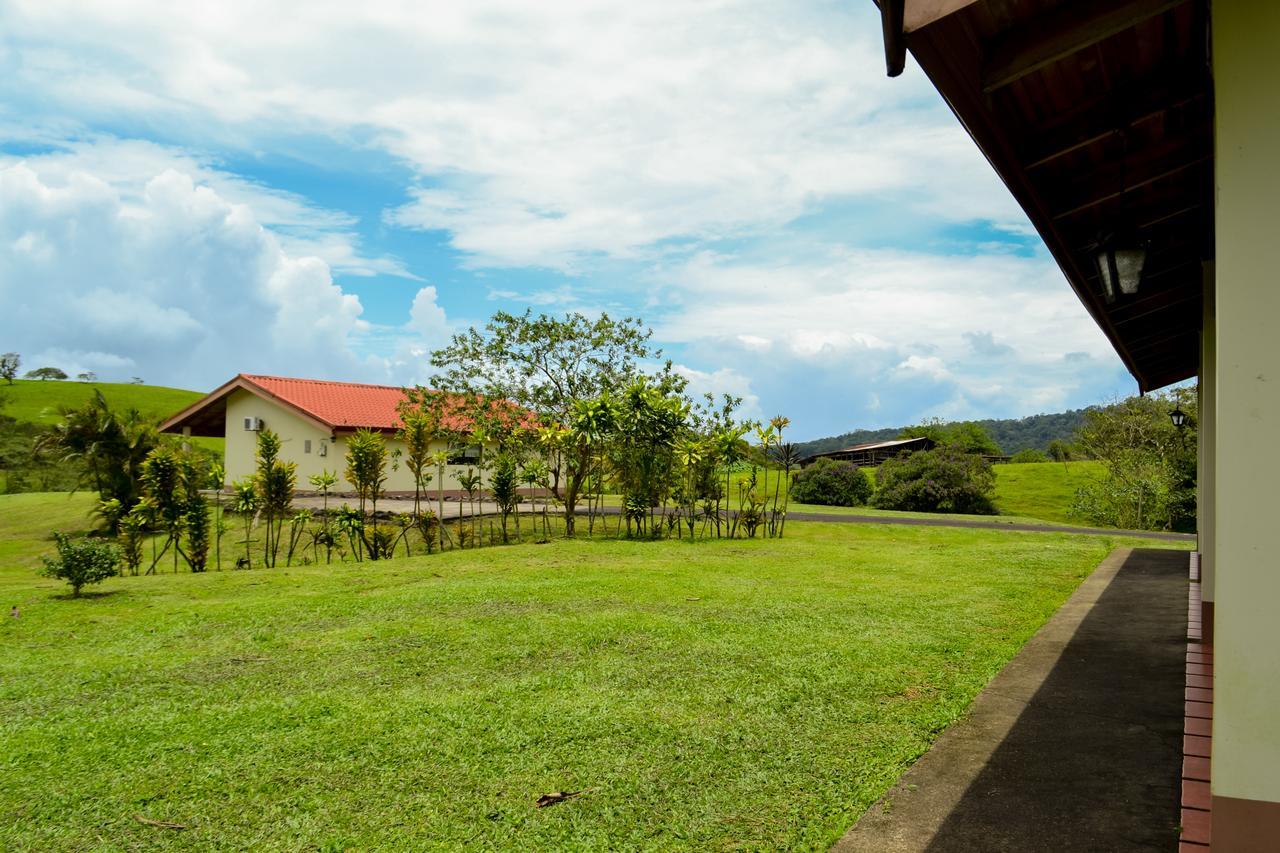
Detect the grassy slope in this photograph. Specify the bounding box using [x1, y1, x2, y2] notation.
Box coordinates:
[0, 379, 223, 461]
[728, 463, 1105, 528]
[0, 379, 204, 426]
[1, 493, 1186, 851]
[992, 461, 1103, 525]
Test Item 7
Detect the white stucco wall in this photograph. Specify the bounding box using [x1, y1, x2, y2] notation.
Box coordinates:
[1211, 0, 1280, 806]
[221, 389, 490, 495]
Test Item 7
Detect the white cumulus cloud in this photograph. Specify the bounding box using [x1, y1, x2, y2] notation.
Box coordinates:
[0, 162, 390, 390]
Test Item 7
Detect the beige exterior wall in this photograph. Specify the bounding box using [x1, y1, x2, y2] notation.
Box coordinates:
[221, 389, 488, 495]
[1211, 0, 1280, 806]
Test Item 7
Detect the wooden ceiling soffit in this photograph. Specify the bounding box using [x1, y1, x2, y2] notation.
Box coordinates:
[1049, 130, 1213, 221]
[1020, 72, 1210, 170]
[904, 0, 979, 32]
[903, 24, 1147, 387]
[982, 0, 1191, 93]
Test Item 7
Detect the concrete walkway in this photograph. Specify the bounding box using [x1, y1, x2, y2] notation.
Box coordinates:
[833, 547, 1188, 852]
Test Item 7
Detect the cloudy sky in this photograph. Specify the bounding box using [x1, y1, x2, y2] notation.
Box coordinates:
[0, 0, 1136, 439]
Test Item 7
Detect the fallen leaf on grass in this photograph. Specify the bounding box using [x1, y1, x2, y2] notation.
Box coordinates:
[133, 814, 187, 830]
[534, 789, 593, 808]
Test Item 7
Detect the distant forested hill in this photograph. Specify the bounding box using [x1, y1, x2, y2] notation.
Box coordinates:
[796, 408, 1093, 457]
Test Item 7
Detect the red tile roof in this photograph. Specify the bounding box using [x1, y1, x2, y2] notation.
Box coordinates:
[241, 374, 410, 431]
[160, 373, 535, 437]
[238, 374, 530, 434]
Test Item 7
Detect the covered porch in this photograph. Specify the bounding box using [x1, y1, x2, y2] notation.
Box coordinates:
[866, 0, 1280, 848]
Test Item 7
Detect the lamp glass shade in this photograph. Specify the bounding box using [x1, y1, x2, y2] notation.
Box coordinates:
[1095, 244, 1147, 299]
[1170, 407, 1187, 428]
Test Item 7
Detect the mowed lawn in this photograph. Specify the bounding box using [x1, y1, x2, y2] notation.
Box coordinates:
[992, 461, 1104, 525]
[0, 493, 1183, 851]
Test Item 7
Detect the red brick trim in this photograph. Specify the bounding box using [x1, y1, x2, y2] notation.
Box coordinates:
[1180, 552, 1213, 850]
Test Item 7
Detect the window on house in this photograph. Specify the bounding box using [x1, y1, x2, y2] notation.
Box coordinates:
[447, 444, 482, 465]
[304, 440, 312, 454]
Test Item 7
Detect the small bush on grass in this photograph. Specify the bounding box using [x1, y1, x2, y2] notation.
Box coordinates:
[41, 532, 120, 596]
[875, 445, 997, 515]
[791, 457, 873, 506]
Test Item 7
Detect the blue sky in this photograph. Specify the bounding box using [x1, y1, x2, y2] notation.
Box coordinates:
[0, 0, 1137, 440]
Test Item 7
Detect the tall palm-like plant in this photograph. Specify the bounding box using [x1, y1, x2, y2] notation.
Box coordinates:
[36, 390, 160, 530]
[344, 429, 388, 560]
[308, 470, 338, 564]
[140, 447, 185, 573]
[231, 477, 259, 569]
[713, 426, 748, 538]
[771, 441, 802, 539]
[208, 462, 226, 570]
[254, 430, 295, 567]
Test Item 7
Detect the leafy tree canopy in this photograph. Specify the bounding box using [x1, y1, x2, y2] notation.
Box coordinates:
[25, 366, 67, 381]
[874, 445, 997, 515]
[0, 352, 18, 384]
[791, 458, 873, 507]
[430, 310, 684, 421]
[1072, 386, 1196, 531]
[899, 418, 1002, 456]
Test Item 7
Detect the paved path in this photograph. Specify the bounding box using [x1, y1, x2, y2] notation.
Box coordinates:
[784, 511, 1195, 542]
[832, 547, 1188, 852]
[286, 495, 1193, 543]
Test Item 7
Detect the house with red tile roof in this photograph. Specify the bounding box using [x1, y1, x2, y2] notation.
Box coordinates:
[159, 374, 517, 494]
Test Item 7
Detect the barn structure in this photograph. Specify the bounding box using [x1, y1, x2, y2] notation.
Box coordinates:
[799, 436, 935, 468]
[868, 0, 1276, 848]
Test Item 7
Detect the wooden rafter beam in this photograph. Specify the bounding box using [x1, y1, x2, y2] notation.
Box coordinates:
[1021, 75, 1209, 170]
[1048, 124, 1213, 220]
[982, 0, 1190, 93]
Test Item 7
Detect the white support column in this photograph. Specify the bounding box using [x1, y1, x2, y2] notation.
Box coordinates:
[1211, 0, 1280, 842]
[1198, 262, 1215, 632]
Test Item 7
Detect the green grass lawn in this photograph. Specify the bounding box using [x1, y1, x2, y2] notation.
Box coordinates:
[1, 492, 1186, 850]
[0, 378, 205, 426]
[992, 461, 1103, 525]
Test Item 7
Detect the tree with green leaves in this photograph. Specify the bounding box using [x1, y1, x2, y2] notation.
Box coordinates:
[899, 418, 1002, 456]
[0, 352, 18, 384]
[180, 454, 211, 572]
[608, 379, 689, 538]
[430, 310, 684, 535]
[399, 409, 435, 521]
[42, 533, 119, 596]
[253, 430, 296, 567]
[344, 428, 388, 559]
[489, 451, 521, 543]
[25, 366, 67, 381]
[140, 446, 185, 574]
[1072, 388, 1196, 531]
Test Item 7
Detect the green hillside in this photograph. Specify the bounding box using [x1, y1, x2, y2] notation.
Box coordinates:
[797, 408, 1092, 457]
[0, 379, 205, 426]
